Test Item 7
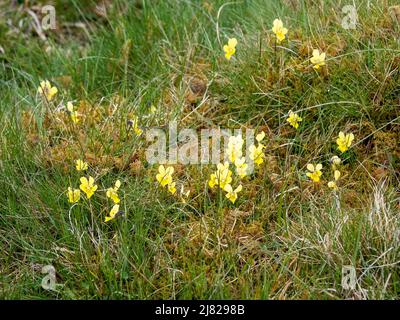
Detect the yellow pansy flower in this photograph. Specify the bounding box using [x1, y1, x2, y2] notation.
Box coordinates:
[106, 180, 121, 204]
[306, 163, 323, 183]
[223, 38, 237, 60]
[286, 110, 302, 129]
[226, 135, 243, 163]
[328, 170, 341, 190]
[208, 162, 233, 190]
[272, 18, 288, 43]
[217, 162, 233, 189]
[234, 157, 248, 178]
[75, 159, 88, 171]
[167, 182, 176, 195]
[67, 187, 80, 203]
[224, 184, 243, 204]
[37, 80, 58, 101]
[67, 102, 80, 124]
[336, 131, 354, 153]
[249, 144, 265, 166]
[105, 204, 120, 223]
[79, 176, 98, 199]
[156, 165, 174, 187]
[310, 49, 326, 69]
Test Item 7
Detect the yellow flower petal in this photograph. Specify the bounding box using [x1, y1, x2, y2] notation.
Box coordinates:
[105, 204, 120, 222]
[256, 131, 265, 142]
[328, 181, 337, 189]
[168, 182, 176, 195]
[228, 38, 237, 48]
[334, 170, 341, 181]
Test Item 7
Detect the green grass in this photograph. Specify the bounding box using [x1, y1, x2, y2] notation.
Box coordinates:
[0, 0, 399, 299]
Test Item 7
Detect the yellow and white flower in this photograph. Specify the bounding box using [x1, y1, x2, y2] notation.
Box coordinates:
[310, 49, 326, 69]
[226, 134, 244, 163]
[272, 19, 288, 43]
[106, 180, 121, 204]
[38, 80, 58, 101]
[105, 204, 120, 222]
[306, 163, 323, 183]
[336, 131, 354, 153]
[223, 38, 238, 60]
[75, 159, 88, 172]
[209, 162, 233, 190]
[234, 157, 248, 178]
[224, 184, 243, 204]
[286, 111, 302, 129]
[156, 165, 174, 187]
[67, 187, 80, 203]
[249, 144, 265, 166]
[79, 176, 98, 199]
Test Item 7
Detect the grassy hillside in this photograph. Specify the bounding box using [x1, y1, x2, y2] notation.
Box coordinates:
[0, 0, 399, 299]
